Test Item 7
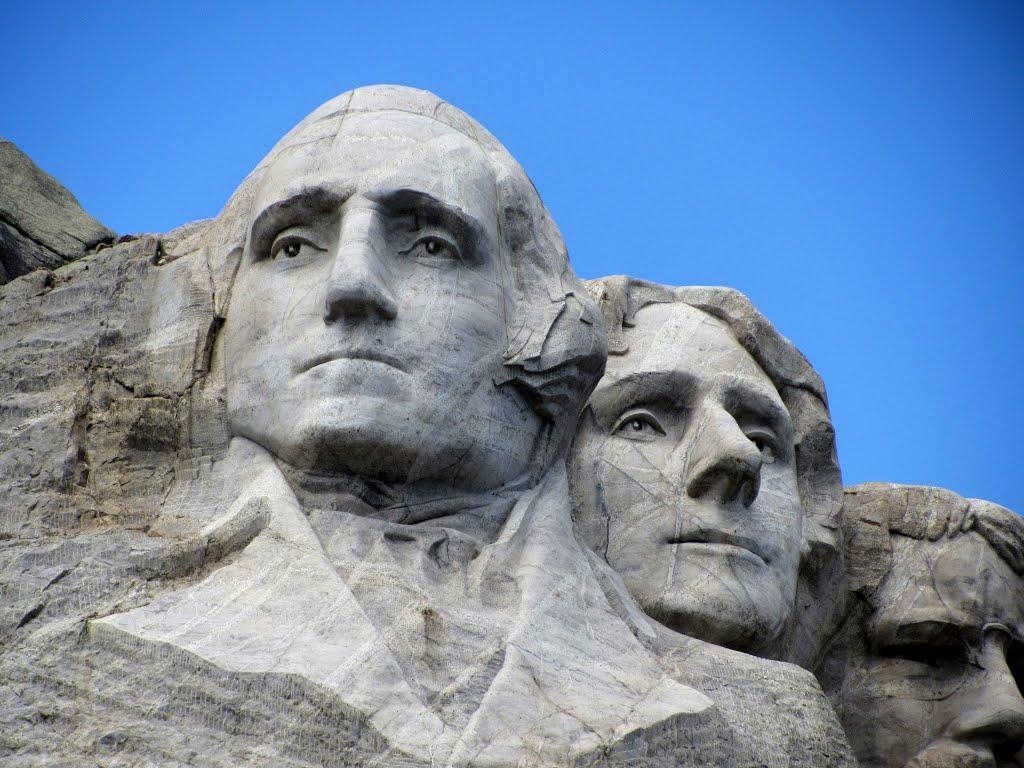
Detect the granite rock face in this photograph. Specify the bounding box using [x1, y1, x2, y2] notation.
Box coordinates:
[570, 277, 844, 669]
[0, 139, 116, 283]
[3, 83, 1017, 766]
[0, 86, 859, 767]
[822, 483, 1024, 767]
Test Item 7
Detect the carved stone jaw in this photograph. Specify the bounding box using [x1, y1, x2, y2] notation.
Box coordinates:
[570, 300, 804, 656]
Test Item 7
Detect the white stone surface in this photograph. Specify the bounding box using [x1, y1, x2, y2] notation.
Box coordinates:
[824, 483, 1024, 767]
[570, 277, 845, 667]
[0, 86, 862, 766]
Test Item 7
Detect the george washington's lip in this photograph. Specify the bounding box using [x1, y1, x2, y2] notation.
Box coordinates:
[297, 349, 409, 374]
[665, 529, 769, 565]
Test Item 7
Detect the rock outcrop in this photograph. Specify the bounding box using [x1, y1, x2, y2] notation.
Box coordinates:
[1, 140, 115, 283]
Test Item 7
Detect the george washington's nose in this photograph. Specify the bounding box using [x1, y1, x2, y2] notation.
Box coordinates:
[684, 406, 762, 507]
[324, 206, 398, 323]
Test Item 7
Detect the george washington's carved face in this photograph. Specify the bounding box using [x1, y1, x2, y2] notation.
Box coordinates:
[224, 111, 542, 491]
[570, 302, 803, 654]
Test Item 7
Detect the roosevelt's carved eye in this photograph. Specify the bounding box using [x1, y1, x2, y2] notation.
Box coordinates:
[878, 640, 970, 670]
[611, 410, 666, 442]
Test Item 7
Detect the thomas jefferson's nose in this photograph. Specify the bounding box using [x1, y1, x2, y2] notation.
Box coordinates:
[685, 405, 762, 507]
[324, 207, 398, 323]
[949, 635, 1024, 755]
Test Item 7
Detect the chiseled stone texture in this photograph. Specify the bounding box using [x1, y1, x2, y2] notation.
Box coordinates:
[570, 277, 845, 669]
[0, 140, 115, 283]
[1, 86, 855, 766]
[821, 483, 1024, 767]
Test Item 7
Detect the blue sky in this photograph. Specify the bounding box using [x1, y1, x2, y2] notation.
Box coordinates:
[5, 2, 1023, 511]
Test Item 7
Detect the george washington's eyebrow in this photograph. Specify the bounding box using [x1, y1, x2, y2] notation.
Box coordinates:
[247, 186, 494, 262]
[373, 188, 492, 257]
[248, 186, 347, 260]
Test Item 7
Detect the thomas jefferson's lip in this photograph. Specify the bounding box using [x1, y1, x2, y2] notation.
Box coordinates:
[665, 530, 768, 565]
[298, 349, 409, 374]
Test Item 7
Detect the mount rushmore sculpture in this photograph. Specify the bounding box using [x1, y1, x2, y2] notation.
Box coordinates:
[1, 86, 1021, 767]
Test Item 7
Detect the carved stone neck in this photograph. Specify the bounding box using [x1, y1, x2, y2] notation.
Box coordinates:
[276, 458, 517, 544]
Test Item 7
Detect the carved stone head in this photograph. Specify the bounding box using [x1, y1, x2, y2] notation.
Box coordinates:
[569, 278, 843, 662]
[215, 86, 605, 492]
[827, 484, 1024, 767]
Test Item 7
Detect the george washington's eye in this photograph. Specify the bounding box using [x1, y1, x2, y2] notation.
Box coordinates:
[269, 234, 324, 261]
[403, 235, 461, 262]
[611, 410, 666, 442]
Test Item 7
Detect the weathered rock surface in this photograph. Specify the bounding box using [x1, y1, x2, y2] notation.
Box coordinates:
[0, 87, 859, 767]
[821, 483, 1024, 767]
[0, 230, 855, 766]
[0, 139, 116, 283]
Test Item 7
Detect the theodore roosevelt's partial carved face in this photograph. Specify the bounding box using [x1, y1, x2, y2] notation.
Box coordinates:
[839, 531, 1024, 768]
[570, 302, 803, 654]
[224, 111, 542, 491]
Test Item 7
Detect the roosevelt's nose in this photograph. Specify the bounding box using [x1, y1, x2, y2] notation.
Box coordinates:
[949, 633, 1024, 756]
[324, 206, 398, 323]
[684, 405, 762, 507]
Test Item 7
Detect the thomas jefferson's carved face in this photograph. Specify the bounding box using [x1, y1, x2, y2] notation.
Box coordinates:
[570, 302, 803, 654]
[839, 533, 1024, 768]
[224, 111, 542, 490]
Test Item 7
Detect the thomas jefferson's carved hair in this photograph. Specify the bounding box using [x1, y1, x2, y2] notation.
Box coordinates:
[207, 86, 606, 464]
[580, 275, 844, 666]
[584, 276, 842, 557]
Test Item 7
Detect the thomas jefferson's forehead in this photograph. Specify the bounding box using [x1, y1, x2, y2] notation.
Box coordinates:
[605, 302, 783, 405]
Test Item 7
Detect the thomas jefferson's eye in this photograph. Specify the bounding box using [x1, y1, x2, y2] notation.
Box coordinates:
[745, 429, 779, 464]
[611, 410, 666, 442]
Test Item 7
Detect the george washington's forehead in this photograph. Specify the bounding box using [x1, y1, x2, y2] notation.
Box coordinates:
[250, 110, 498, 230]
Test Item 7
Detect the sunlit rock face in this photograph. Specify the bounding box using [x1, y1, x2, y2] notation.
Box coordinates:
[569, 277, 845, 667]
[0, 86, 863, 766]
[822, 483, 1024, 768]
[0, 139, 115, 283]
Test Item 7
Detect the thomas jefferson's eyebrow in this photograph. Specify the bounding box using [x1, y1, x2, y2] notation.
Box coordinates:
[590, 369, 700, 416]
[722, 378, 793, 440]
[248, 186, 347, 259]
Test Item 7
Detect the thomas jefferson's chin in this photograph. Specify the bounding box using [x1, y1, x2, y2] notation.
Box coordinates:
[650, 580, 788, 655]
[902, 741, 998, 768]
